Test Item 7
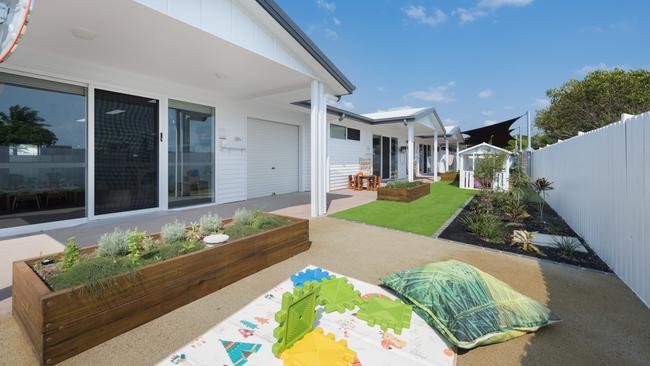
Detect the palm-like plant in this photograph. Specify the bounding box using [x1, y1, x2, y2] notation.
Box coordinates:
[511, 230, 544, 256]
[532, 177, 554, 222]
[0, 105, 57, 153]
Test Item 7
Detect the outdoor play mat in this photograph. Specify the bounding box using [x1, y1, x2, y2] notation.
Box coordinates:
[156, 265, 456, 366]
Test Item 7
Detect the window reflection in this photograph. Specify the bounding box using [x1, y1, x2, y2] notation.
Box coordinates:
[168, 100, 214, 208]
[0, 72, 86, 229]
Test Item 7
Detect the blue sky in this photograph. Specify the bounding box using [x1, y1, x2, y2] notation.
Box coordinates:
[276, 0, 650, 131]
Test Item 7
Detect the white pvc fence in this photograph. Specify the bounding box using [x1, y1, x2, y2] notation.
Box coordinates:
[531, 112, 650, 307]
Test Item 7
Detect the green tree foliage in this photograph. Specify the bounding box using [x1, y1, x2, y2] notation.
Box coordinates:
[536, 69, 650, 141]
[474, 153, 507, 188]
[0, 105, 58, 148]
[60, 237, 81, 272]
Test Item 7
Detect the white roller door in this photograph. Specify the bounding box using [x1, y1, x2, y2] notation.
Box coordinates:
[247, 118, 299, 198]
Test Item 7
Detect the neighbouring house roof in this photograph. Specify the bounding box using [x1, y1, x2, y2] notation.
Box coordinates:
[459, 142, 513, 155]
[462, 116, 522, 148]
[292, 102, 445, 133]
[362, 107, 431, 121]
[255, 0, 355, 95]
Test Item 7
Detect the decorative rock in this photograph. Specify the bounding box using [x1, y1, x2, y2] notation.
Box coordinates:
[203, 234, 229, 245]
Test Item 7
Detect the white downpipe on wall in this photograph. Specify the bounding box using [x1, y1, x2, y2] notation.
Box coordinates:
[433, 129, 439, 178]
[455, 140, 460, 172]
[407, 124, 414, 182]
[310, 80, 327, 217]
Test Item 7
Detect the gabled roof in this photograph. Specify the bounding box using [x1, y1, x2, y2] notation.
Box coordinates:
[254, 0, 355, 95]
[292, 102, 445, 133]
[459, 142, 513, 155]
[362, 107, 431, 121]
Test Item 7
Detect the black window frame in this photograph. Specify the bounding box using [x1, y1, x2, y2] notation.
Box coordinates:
[346, 127, 360, 141]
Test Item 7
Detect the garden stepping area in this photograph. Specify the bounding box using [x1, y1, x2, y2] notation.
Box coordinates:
[532, 233, 587, 253]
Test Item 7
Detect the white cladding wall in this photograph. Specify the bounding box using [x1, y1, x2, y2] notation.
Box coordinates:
[328, 119, 408, 190]
[530, 112, 650, 308]
[134, 0, 314, 78]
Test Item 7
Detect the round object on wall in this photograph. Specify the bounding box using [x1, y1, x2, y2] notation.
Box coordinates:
[0, 0, 34, 63]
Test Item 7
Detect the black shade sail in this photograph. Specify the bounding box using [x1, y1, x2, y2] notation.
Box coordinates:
[463, 116, 522, 148]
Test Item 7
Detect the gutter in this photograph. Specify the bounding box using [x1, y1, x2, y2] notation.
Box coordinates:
[255, 0, 356, 95]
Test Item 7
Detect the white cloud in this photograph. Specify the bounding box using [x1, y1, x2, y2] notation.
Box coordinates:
[333, 17, 341, 26]
[481, 110, 494, 116]
[533, 98, 550, 108]
[504, 105, 514, 110]
[453, 0, 532, 23]
[443, 118, 459, 125]
[317, 0, 336, 12]
[478, 0, 533, 8]
[478, 89, 494, 98]
[406, 81, 456, 103]
[576, 63, 628, 75]
[377, 86, 385, 93]
[453, 8, 487, 24]
[483, 119, 498, 126]
[324, 28, 338, 40]
[403, 5, 447, 27]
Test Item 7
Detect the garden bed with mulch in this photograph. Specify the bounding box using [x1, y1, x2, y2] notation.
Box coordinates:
[439, 196, 611, 272]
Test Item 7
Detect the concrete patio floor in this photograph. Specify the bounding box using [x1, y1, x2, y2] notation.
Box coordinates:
[0, 189, 377, 314]
[1, 217, 649, 366]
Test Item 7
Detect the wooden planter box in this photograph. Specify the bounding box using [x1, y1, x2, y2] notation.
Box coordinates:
[440, 171, 459, 182]
[12, 214, 310, 365]
[377, 182, 431, 202]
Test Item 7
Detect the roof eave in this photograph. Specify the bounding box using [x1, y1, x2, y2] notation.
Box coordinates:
[254, 0, 356, 95]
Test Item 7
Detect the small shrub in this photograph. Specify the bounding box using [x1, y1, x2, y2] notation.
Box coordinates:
[48, 256, 138, 291]
[233, 208, 255, 226]
[532, 177, 554, 222]
[503, 195, 528, 221]
[385, 180, 423, 189]
[141, 236, 156, 252]
[224, 224, 261, 241]
[97, 228, 130, 257]
[161, 220, 186, 243]
[179, 240, 205, 254]
[186, 222, 202, 243]
[199, 212, 222, 236]
[252, 214, 290, 230]
[474, 153, 507, 188]
[60, 237, 81, 272]
[554, 237, 580, 258]
[511, 230, 545, 256]
[461, 212, 505, 244]
[127, 230, 147, 264]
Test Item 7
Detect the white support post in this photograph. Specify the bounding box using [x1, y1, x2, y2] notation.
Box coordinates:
[526, 110, 532, 152]
[407, 124, 415, 182]
[310, 80, 327, 217]
[433, 129, 439, 179]
[444, 137, 449, 172]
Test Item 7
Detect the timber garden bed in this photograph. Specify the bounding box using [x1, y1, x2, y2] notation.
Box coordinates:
[12, 210, 310, 365]
[377, 181, 430, 202]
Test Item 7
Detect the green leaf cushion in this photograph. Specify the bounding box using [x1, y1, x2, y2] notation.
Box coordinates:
[380, 260, 560, 349]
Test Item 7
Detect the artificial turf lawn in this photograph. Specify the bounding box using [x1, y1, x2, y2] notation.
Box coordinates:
[332, 182, 477, 236]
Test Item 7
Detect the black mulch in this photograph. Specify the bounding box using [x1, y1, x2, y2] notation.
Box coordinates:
[439, 197, 612, 272]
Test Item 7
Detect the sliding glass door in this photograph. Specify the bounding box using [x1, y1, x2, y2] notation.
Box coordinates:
[372, 134, 399, 180]
[94, 89, 159, 215]
[168, 100, 214, 208]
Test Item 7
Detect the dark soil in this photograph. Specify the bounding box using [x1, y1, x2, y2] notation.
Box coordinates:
[439, 196, 612, 272]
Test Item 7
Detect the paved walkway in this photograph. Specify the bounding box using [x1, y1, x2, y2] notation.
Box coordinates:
[1, 218, 648, 365]
[0, 189, 376, 314]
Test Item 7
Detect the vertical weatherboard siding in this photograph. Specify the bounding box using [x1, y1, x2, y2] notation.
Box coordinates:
[530, 111, 650, 308]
